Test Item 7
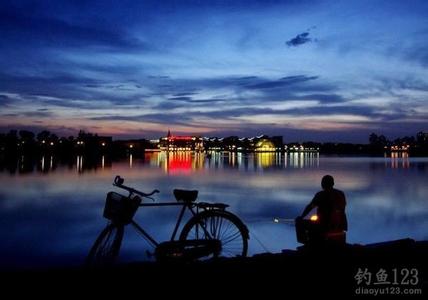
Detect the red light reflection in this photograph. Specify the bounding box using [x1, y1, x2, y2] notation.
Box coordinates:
[167, 153, 192, 174]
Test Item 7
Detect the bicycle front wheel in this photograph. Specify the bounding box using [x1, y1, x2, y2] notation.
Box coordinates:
[179, 210, 249, 258]
[85, 223, 124, 267]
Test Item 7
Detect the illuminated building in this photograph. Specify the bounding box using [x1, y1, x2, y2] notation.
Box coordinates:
[390, 145, 410, 152]
[159, 130, 204, 151]
[204, 135, 284, 152]
[255, 139, 276, 152]
[287, 144, 319, 152]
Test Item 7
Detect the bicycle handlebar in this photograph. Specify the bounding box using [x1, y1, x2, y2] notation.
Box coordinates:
[113, 175, 160, 199]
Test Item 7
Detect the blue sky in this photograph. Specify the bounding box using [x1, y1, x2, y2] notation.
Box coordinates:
[1, 0, 427, 142]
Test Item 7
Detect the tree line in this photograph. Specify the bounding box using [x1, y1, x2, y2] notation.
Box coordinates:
[1, 129, 427, 156]
[0, 129, 113, 157]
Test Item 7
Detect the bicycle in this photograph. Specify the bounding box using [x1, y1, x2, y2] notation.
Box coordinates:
[86, 176, 249, 266]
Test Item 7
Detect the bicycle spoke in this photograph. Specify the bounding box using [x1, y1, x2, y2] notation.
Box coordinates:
[221, 231, 242, 246]
[217, 220, 235, 240]
[86, 224, 123, 266]
[180, 211, 248, 259]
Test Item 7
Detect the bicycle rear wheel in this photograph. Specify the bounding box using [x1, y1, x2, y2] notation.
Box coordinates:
[179, 210, 249, 258]
[85, 223, 124, 267]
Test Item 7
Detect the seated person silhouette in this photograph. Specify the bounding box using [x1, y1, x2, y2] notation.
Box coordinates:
[296, 175, 347, 246]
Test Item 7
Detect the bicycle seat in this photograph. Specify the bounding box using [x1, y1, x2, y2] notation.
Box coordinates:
[173, 189, 198, 203]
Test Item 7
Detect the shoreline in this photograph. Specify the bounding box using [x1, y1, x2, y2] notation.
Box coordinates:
[3, 238, 426, 296]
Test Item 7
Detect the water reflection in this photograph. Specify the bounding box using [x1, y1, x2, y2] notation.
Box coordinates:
[0, 154, 114, 175]
[390, 152, 410, 169]
[0, 151, 426, 175]
[0, 152, 427, 269]
[76, 156, 83, 173]
[288, 152, 319, 168]
[145, 151, 321, 173]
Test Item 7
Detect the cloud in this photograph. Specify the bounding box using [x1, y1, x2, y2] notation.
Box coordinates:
[90, 113, 193, 127]
[0, 105, 53, 118]
[152, 75, 328, 103]
[88, 105, 344, 127]
[245, 75, 318, 89]
[237, 76, 259, 80]
[0, 94, 12, 106]
[0, 71, 149, 109]
[172, 92, 199, 97]
[403, 45, 428, 67]
[19, 111, 54, 118]
[168, 96, 194, 102]
[0, 5, 149, 51]
[153, 101, 186, 110]
[90, 108, 278, 126]
[0, 69, 351, 133]
[286, 32, 312, 47]
[284, 105, 377, 117]
[297, 94, 345, 103]
[88, 97, 423, 134]
[0, 72, 102, 100]
[203, 75, 321, 94]
[116, 74, 338, 112]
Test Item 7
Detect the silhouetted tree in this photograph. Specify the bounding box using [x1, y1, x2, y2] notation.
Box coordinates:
[19, 130, 35, 142]
[368, 132, 389, 153]
[416, 132, 428, 145]
[369, 133, 378, 145]
[4, 130, 18, 157]
[37, 130, 51, 143]
[19, 130, 36, 154]
[50, 134, 59, 143]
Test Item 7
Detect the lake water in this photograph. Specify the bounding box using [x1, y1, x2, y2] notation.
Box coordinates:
[0, 152, 427, 269]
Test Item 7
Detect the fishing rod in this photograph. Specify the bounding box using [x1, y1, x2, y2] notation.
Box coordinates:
[273, 214, 318, 224]
[273, 218, 295, 224]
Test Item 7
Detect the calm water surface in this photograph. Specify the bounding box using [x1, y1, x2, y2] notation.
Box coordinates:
[0, 152, 427, 269]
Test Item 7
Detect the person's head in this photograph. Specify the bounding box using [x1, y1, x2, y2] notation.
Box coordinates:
[321, 175, 334, 190]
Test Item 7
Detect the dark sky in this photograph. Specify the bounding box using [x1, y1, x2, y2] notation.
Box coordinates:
[1, 0, 428, 142]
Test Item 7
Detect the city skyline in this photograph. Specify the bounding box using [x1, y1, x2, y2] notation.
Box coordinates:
[1, 0, 428, 142]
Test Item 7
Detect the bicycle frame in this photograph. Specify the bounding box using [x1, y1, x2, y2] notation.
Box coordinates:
[110, 175, 233, 254]
[128, 201, 200, 249]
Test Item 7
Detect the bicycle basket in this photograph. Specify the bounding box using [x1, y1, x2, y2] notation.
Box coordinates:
[103, 192, 141, 224]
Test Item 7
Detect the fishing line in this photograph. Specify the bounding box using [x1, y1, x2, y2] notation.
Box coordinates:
[250, 229, 271, 253]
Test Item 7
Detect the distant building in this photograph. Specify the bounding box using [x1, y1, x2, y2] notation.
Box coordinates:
[254, 136, 283, 152]
[146, 139, 161, 152]
[159, 130, 204, 151]
[390, 144, 410, 152]
[204, 134, 284, 152]
[203, 137, 224, 151]
[287, 143, 319, 152]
